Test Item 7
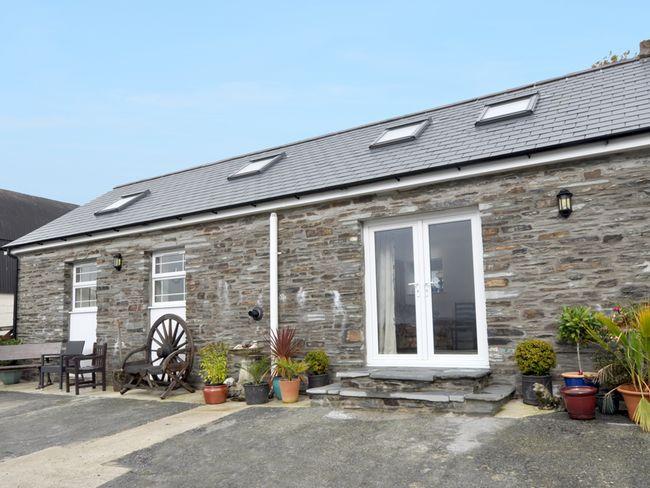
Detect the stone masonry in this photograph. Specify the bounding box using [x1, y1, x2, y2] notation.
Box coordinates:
[15, 150, 650, 382]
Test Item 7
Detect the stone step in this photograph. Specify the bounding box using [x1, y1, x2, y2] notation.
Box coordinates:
[337, 367, 492, 393]
[337, 367, 491, 381]
[307, 381, 515, 415]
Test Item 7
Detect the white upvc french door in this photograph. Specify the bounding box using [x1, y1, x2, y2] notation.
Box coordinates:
[364, 208, 488, 368]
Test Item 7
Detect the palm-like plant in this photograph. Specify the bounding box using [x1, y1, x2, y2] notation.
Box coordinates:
[242, 357, 271, 385]
[275, 357, 308, 381]
[269, 327, 301, 361]
[586, 305, 650, 431]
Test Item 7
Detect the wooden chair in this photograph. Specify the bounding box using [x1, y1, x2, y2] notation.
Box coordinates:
[65, 343, 107, 395]
[38, 341, 85, 389]
[120, 314, 195, 399]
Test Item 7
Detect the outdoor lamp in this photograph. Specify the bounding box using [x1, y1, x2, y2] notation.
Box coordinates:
[556, 189, 573, 218]
[113, 253, 123, 271]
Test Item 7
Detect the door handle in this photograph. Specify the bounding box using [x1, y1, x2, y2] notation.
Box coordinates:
[407, 282, 420, 297]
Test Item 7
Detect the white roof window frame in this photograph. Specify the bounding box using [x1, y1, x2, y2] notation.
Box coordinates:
[475, 93, 539, 126]
[227, 153, 286, 180]
[370, 118, 431, 149]
[95, 190, 150, 216]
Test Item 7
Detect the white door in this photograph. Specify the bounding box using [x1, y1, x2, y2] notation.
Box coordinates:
[69, 263, 97, 354]
[364, 209, 488, 368]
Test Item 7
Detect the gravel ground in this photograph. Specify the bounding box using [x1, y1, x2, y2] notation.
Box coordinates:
[102, 406, 649, 488]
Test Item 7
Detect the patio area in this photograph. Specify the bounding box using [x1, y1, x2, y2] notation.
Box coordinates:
[0, 381, 647, 487]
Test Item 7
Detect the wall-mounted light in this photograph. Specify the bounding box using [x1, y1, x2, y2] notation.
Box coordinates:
[556, 189, 573, 218]
[113, 253, 123, 271]
[248, 306, 264, 321]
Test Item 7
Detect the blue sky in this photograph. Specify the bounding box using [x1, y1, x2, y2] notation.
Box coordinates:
[1, 1, 648, 204]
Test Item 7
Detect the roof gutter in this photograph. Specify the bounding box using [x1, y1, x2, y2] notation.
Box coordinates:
[7, 130, 650, 255]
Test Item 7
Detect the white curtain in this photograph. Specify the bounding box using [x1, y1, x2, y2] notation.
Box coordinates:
[377, 243, 396, 354]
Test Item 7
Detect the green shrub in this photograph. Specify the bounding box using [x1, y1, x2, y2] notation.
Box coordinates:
[514, 339, 557, 376]
[199, 342, 229, 385]
[557, 306, 602, 373]
[304, 350, 329, 375]
[242, 357, 271, 385]
[275, 358, 308, 381]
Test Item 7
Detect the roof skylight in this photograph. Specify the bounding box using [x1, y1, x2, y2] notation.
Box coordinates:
[476, 93, 539, 125]
[228, 153, 285, 180]
[95, 190, 149, 216]
[370, 119, 430, 148]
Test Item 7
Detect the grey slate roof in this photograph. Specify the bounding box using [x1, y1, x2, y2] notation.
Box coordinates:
[7, 58, 650, 248]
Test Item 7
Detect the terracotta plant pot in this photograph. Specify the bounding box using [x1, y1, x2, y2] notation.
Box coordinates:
[617, 383, 650, 421]
[203, 384, 228, 404]
[279, 378, 301, 403]
[561, 386, 598, 420]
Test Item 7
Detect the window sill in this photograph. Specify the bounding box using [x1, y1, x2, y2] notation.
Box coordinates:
[148, 303, 186, 310]
[69, 308, 98, 314]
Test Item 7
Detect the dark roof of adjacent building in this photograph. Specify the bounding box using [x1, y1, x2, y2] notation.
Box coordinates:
[7, 57, 650, 248]
[0, 189, 77, 245]
[0, 189, 76, 293]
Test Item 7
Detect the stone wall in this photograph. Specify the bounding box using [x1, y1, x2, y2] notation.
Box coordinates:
[15, 150, 650, 381]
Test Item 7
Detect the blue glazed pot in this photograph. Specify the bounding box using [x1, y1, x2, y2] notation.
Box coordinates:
[562, 372, 598, 388]
[272, 376, 283, 400]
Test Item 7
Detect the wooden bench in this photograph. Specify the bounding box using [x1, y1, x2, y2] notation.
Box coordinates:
[0, 343, 62, 371]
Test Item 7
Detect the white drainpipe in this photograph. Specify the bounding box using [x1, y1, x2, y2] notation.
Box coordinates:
[269, 212, 278, 335]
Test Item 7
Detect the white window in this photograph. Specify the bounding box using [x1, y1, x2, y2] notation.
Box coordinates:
[476, 94, 539, 125]
[152, 251, 186, 305]
[370, 119, 430, 148]
[228, 153, 285, 179]
[95, 190, 149, 215]
[72, 263, 97, 310]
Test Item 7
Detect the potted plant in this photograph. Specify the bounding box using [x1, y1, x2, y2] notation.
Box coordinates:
[0, 338, 22, 385]
[557, 306, 601, 387]
[514, 339, 557, 405]
[242, 357, 271, 405]
[269, 327, 301, 400]
[592, 348, 626, 415]
[586, 304, 650, 431]
[199, 342, 229, 404]
[305, 350, 330, 389]
[275, 357, 308, 403]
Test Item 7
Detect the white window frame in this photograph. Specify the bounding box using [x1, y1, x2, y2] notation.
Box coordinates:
[370, 119, 430, 149]
[95, 190, 150, 215]
[475, 93, 539, 125]
[363, 208, 489, 368]
[72, 262, 98, 312]
[151, 250, 186, 308]
[227, 153, 285, 180]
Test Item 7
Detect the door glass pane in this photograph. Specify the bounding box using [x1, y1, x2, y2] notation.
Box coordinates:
[74, 286, 97, 308]
[374, 227, 416, 355]
[75, 264, 97, 283]
[428, 220, 478, 354]
[154, 253, 184, 274]
[154, 278, 186, 303]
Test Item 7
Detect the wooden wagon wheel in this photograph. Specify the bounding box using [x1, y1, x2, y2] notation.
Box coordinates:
[147, 314, 194, 384]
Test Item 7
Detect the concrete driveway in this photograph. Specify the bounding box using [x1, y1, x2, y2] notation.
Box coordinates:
[0, 386, 648, 487]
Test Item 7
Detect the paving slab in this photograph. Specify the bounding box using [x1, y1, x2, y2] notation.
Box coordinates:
[0, 391, 196, 459]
